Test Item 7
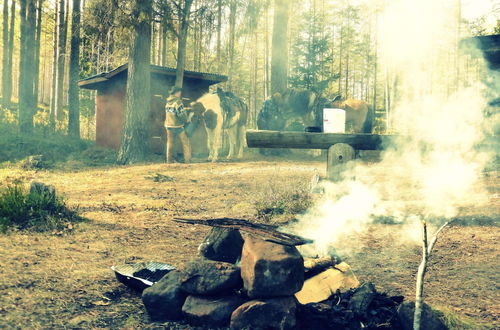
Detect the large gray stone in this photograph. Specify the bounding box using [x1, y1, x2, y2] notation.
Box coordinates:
[230, 297, 297, 330]
[199, 227, 244, 264]
[181, 258, 242, 295]
[182, 294, 246, 327]
[141, 270, 187, 321]
[241, 236, 304, 298]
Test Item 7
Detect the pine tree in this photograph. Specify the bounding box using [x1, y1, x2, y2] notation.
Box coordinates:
[289, 2, 336, 95]
[68, 0, 82, 138]
[270, 0, 289, 94]
[117, 0, 153, 164]
[18, 0, 38, 133]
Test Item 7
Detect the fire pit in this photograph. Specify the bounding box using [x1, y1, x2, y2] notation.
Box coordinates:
[111, 218, 444, 329]
[139, 224, 311, 327]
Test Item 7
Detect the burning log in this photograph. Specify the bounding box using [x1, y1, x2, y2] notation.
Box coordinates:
[303, 256, 337, 275]
[173, 217, 313, 246]
[295, 262, 360, 305]
[297, 285, 404, 329]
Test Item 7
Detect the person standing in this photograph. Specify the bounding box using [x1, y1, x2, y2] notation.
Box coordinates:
[164, 86, 191, 163]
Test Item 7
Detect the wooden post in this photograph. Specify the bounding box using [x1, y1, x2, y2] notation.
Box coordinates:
[327, 143, 355, 180]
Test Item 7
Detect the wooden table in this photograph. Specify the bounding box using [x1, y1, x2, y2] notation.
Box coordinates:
[246, 130, 397, 180]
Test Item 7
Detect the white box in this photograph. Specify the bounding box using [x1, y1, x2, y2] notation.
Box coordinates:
[323, 108, 346, 133]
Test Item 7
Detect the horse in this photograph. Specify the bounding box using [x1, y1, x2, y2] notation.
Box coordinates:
[257, 89, 374, 134]
[325, 95, 374, 133]
[191, 88, 248, 162]
[257, 89, 317, 131]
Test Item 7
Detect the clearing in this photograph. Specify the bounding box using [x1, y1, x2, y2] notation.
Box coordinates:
[0, 160, 498, 329]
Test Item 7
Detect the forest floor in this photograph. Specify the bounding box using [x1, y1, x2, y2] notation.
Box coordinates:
[0, 158, 498, 329]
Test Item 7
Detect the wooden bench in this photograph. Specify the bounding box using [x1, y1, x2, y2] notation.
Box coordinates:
[246, 130, 397, 180]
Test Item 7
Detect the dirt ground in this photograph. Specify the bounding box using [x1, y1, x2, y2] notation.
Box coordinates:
[0, 160, 498, 329]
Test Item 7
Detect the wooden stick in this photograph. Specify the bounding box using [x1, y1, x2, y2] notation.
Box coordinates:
[304, 256, 336, 273]
[173, 217, 314, 246]
[413, 221, 428, 330]
[427, 221, 449, 254]
[413, 221, 450, 330]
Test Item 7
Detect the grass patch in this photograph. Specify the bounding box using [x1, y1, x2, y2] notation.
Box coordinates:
[66, 146, 117, 168]
[371, 215, 500, 226]
[0, 184, 81, 233]
[254, 181, 313, 222]
[0, 118, 116, 169]
[432, 306, 493, 330]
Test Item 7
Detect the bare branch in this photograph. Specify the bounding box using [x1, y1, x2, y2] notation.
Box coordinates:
[427, 221, 449, 254]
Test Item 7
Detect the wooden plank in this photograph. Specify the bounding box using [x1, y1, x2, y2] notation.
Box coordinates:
[173, 217, 313, 246]
[246, 130, 396, 150]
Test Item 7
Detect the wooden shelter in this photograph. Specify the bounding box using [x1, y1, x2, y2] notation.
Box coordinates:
[78, 64, 227, 155]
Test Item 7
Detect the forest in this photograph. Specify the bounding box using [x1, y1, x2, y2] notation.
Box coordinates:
[1, 0, 498, 143]
[0, 0, 499, 329]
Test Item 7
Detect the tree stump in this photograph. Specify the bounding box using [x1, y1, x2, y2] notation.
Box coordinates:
[327, 143, 355, 180]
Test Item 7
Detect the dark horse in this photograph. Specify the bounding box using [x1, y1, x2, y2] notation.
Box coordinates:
[257, 89, 374, 133]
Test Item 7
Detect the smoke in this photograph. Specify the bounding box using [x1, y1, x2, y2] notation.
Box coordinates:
[285, 0, 497, 257]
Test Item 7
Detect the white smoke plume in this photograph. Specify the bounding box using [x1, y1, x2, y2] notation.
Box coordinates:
[286, 0, 497, 256]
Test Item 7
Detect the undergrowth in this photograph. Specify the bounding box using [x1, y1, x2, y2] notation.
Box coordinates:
[254, 181, 313, 222]
[0, 184, 80, 233]
[433, 306, 493, 330]
[0, 111, 116, 168]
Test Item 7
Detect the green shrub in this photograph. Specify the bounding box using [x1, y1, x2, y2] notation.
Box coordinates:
[254, 182, 313, 222]
[0, 184, 79, 233]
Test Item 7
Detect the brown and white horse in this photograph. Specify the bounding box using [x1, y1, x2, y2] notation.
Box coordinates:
[191, 89, 248, 162]
[328, 95, 374, 133]
[258, 89, 374, 134]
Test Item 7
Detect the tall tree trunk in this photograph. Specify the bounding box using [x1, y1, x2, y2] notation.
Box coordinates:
[157, 23, 162, 65]
[151, 23, 156, 65]
[338, 26, 343, 94]
[33, 0, 43, 104]
[344, 8, 350, 98]
[252, 32, 258, 128]
[117, 0, 152, 164]
[174, 0, 193, 88]
[197, 17, 203, 71]
[161, 20, 167, 66]
[50, 0, 58, 129]
[227, 0, 236, 91]
[5, 0, 15, 107]
[18, 0, 37, 133]
[270, 0, 289, 94]
[373, 11, 378, 116]
[55, 0, 67, 120]
[216, 0, 222, 72]
[41, 31, 48, 105]
[2, 0, 9, 106]
[68, 0, 81, 138]
[264, 1, 270, 98]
